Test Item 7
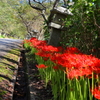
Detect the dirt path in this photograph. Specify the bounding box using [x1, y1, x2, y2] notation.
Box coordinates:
[0, 38, 23, 100]
[0, 38, 23, 58]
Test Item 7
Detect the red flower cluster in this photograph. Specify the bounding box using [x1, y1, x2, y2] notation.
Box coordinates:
[24, 39, 30, 43]
[27, 38, 100, 79]
[24, 37, 100, 99]
[51, 53, 100, 79]
[64, 47, 82, 54]
[91, 86, 100, 99]
[29, 38, 62, 52]
[36, 64, 47, 69]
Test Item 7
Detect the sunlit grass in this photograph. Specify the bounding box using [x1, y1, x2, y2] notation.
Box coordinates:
[0, 48, 21, 97]
[0, 35, 5, 38]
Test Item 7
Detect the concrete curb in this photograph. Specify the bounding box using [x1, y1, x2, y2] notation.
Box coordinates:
[26, 63, 35, 100]
[11, 57, 20, 100]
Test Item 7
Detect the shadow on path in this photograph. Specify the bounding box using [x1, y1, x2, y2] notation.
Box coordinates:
[0, 39, 23, 100]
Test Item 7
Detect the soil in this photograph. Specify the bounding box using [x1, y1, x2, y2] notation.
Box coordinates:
[13, 50, 27, 100]
[28, 62, 53, 100]
[13, 50, 53, 100]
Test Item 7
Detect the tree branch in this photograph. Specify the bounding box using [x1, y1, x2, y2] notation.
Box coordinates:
[28, 0, 46, 11]
[28, 0, 48, 25]
[29, 0, 44, 11]
[18, 14, 32, 36]
[53, 0, 60, 9]
[32, 0, 46, 10]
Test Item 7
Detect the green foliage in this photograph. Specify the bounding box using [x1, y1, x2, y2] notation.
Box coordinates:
[0, 0, 26, 38]
[0, 35, 5, 38]
[0, 0, 40, 39]
[0, 48, 21, 98]
[61, 0, 100, 54]
[24, 42, 31, 51]
[43, 23, 50, 41]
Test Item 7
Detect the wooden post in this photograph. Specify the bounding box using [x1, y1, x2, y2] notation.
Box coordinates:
[48, 7, 72, 47]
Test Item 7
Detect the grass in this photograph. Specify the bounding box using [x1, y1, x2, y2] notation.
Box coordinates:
[0, 35, 5, 38]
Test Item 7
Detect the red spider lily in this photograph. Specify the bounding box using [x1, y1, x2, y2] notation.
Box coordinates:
[35, 50, 51, 58]
[43, 57, 49, 61]
[36, 64, 47, 69]
[50, 53, 62, 64]
[24, 39, 30, 43]
[87, 74, 99, 79]
[41, 45, 59, 52]
[53, 66, 60, 70]
[32, 40, 47, 49]
[53, 53, 100, 69]
[29, 38, 47, 49]
[66, 68, 92, 79]
[51, 53, 100, 79]
[37, 45, 63, 54]
[64, 47, 82, 54]
[26, 38, 100, 79]
[30, 37, 37, 41]
[53, 65, 65, 71]
[57, 46, 64, 52]
[29, 38, 63, 53]
[91, 87, 100, 99]
[90, 59, 100, 74]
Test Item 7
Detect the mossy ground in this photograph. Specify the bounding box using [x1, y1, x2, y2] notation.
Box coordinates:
[0, 49, 21, 99]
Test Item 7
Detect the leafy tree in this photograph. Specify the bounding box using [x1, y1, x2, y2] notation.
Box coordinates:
[0, 0, 41, 39]
[61, 0, 100, 56]
[0, 0, 26, 38]
[28, 0, 100, 56]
